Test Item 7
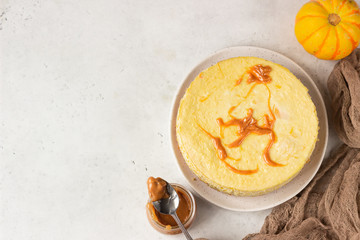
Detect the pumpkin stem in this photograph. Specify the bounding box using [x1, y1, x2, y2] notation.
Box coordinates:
[328, 13, 341, 26]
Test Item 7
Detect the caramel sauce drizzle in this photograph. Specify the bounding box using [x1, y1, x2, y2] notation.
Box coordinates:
[217, 108, 282, 167]
[198, 64, 284, 175]
[234, 72, 246, 87]
[234, 64, 272, 87]
[247, 65, 272, 84]
[197, 123, 259, 175]
[235, 77, 243, 86]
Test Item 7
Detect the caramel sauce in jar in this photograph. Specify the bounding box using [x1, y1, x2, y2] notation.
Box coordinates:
[146, 182, 196, 235]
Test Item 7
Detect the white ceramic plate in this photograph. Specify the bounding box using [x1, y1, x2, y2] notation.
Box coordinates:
[170, 46, 328, 212]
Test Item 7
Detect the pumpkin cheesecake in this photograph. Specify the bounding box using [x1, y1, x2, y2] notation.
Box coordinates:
[176, 57, 318, 196]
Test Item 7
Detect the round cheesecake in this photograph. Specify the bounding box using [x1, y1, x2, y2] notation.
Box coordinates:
[176, 57, 318, 196]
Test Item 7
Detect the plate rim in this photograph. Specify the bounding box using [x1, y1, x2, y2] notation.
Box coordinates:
[170, 46, 328, 212]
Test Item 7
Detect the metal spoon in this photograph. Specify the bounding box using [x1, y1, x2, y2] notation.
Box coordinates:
[151, 182, 193, 240]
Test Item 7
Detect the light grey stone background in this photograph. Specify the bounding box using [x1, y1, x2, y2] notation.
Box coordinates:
[0, 0, 343, 239]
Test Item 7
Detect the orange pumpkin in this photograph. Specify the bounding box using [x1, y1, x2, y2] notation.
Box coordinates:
[295, 0, 360, 60]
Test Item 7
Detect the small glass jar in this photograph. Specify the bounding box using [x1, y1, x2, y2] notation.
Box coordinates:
[146, 183, 196, 234]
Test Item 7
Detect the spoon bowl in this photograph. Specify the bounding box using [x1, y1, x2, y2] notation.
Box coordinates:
[152, 183, 179, 215]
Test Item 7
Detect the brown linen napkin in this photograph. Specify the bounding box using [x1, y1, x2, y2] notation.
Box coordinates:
[244, 145, 360, 240]
[328, 49, 360, 148]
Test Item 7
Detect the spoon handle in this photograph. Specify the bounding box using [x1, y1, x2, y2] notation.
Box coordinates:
[171, 213, 193, 240]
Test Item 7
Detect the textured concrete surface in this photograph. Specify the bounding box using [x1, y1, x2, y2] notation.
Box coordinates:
[0, 0, 342, 239]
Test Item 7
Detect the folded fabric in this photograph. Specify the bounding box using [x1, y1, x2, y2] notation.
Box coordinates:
[244, 145, 360, 240]
[328, 49, 360, 148]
